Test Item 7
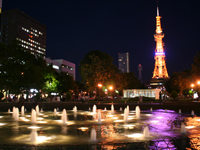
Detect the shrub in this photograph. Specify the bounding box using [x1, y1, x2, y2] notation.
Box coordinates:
[171, 90, 178, 99]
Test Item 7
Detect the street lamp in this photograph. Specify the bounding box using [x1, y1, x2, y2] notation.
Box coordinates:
[98, 84, 102, 88]
[191, 84, 194, 88]
[97, 83, 102, 99]
[109, 86, 113, 90]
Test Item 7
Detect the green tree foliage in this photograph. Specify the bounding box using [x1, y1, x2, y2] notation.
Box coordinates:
[0, 41, 55, 97]
[42, 73, 59, 94]
[79, 50, 118, 91]
[57, 72, 77, 95]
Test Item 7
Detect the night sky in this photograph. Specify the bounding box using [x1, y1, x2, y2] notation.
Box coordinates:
[3, 0, 200, 81]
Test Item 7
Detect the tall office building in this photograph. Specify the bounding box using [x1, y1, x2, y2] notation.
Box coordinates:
[118, 52, 129, 73]
[0, 9, 46, 57]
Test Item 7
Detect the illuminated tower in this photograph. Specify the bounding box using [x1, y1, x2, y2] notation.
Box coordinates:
[150, 5, 169, 87]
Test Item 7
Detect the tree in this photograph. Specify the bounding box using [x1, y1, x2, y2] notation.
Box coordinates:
[171, 90, 178, 99]
[79, 50, 118, 92]
[0, 41, 55, 98]
[57, 72, 77, 96]
[166, 70, 191, 97]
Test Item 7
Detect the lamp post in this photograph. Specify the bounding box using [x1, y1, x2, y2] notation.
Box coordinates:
[98, 83, 102, 100]
[108, 86, 113, 100]
[191, 81, 200, 101]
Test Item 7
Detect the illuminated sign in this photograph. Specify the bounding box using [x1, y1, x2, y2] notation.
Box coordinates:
[155, 52, 165, 55]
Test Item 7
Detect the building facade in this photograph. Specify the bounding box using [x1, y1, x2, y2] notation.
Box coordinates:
[0, 9, 46, 57]
[44, 58, 76, 80]
[123, 89, 161, 99]
[150, 6, 169, 88]
[118, 52, 129, 73]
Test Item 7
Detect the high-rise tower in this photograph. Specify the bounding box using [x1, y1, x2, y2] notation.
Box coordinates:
[150, 5, 169, 87]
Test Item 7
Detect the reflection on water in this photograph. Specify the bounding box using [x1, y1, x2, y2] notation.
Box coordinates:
[0, 108, 199, 149]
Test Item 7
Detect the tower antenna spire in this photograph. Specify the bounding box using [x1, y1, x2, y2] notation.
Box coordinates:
[157, 1, 159, 16]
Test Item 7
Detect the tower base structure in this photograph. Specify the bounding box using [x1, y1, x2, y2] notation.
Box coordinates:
[150, 78, 169, 89]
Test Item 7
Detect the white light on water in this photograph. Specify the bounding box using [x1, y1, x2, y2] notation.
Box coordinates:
[123, 124, 135, 129]
[36, 136, 55, 143]
[156, 117, 163, 119]
[28, 126, 41, 129]
[197, 119, 200, 121]
[114, 120, 123, 122]
[150, 120, 159, 123]
[0, 116, 3, 118]
[37, 118, 44, 120]
[0, 123, 6, 126]
[37, 121, 47, 124]
[186, 126, 195, 129]
[145, 114, 152, 116]
[113, 117, 118, 119]
[127, 133, 143, 138]
[78, 127, 88, 131]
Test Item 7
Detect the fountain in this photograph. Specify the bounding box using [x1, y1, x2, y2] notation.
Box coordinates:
[150, 108, 153, 112]
[124, 108, 127, 122]
[120, 107, 122, 111]
[31, 109, 37, 124]
[165, 109, 167, 113]
[40, 108, 43, 112]
[143, 126, 150, 137]
[30, 129, 38, 142]
[111, 104, 114, 114]
[54, 108, 57, 115]
[62, 109, 67, 124]
[8, 109, 10, 113]
[89, 107, 91, 111]
[15, 108, 19, 121]
[104, 107, 107, 111]
[179, 109, 181, 114]
[0, 104, 196, 149]
[57, 107, 59, 111]
[191, 110, 195, 116]
[25, 108, 27, 112]
[126, 105, 129, 115]
[98, 110, 101, 123]
[21, 106, 24, 116]
[135, 106, 140, 119]
[93, 105, 96, 114]
[73, 106, 77, 113]
[181, 123, 186, 133]
[36, 105, 39, 115]
[90, 128, 96, 141]
[12, 107, 15, 118]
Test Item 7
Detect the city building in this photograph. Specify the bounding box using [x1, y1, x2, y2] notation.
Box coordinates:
[150, 6, 169, 88]
[123, 89, 161, 99]
[118, 52, 129, 73]
[0, 9, 46, 57]
[44, 58, 76, 80]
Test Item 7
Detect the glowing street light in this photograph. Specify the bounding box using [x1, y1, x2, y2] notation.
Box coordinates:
[191, 84, 194, 88]
[109, 86, 113, 90]
[98, 84, 102, 88]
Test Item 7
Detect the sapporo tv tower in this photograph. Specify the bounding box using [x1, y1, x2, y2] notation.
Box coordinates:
[150, 3, 169, 88]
